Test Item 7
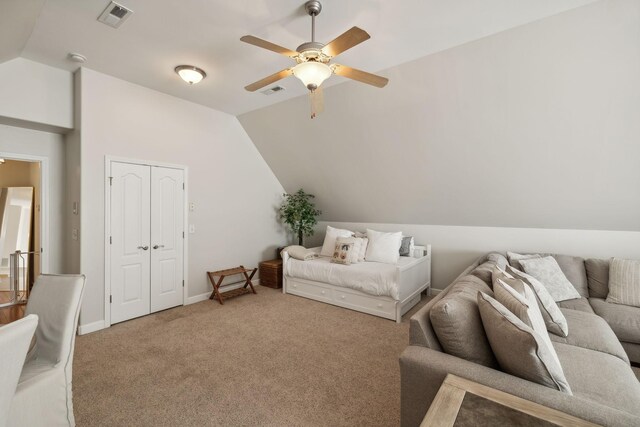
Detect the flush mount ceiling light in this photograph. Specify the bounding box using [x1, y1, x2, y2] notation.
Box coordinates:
[175, 65, 206, 85]
[241, 0, 388, 118]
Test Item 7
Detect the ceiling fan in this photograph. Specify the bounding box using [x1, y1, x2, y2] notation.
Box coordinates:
[240, 0, 389, 118]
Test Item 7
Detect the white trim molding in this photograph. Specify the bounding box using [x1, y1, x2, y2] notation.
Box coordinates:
[78, 320, 106, 335]
[0, 151, 50, 274]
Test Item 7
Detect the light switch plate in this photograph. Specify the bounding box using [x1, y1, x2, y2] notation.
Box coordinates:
[72, 228, 78, 241]
[189, 202, 195, 212]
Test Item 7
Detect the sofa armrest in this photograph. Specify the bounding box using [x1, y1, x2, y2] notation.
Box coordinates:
[409, 290, 446, 350]
[399, 345, 640, 427]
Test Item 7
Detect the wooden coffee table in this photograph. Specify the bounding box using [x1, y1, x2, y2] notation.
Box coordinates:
[422, 374, 597, 427]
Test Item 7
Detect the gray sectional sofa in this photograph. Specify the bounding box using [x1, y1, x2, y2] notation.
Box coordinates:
[400, 252, 640, 427]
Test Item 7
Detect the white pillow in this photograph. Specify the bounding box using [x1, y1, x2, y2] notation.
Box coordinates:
[365, 229, 402, 264]
[320, 226, 354, 257]
[336, 237, 361, 264]
[357, 237, 368, 262]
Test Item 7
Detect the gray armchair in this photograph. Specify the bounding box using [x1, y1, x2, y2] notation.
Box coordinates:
[8, 274, 86, 427]
[0, 315, 38, 427]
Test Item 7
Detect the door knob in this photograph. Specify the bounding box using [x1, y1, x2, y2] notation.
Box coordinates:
[137, 245, 149, 250]
[153, 244, 165, 250]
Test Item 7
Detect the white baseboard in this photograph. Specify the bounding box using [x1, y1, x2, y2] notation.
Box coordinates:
[186, 292, 210, 305]
[185, 279, 261, 305]
[80, 280, 264, 333]
[430, 288, 443, 296]
[78, 320, 106, 335]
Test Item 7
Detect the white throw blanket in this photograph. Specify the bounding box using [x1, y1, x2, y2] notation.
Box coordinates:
[283, 245, 318, 261]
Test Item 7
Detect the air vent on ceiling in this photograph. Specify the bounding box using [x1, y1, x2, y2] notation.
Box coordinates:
[98, 1, 133, 28]
[261, 86, 285, 95]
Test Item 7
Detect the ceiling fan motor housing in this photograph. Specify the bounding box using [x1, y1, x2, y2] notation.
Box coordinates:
[304, 1, 322, 16]
[297, 41, 324, 53]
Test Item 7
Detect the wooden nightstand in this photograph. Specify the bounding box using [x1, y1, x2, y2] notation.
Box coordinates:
[259, 259, 283, 289]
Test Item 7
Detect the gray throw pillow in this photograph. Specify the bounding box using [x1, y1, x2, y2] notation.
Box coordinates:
[493, 278, 562, 371]
[399, 236, 413, 256]
[606, 258, 640, 308]
[519, 256, 581, 302]
[430, 278, 498, 368]
[505, 265, 568, 337]
[477, 292, 572, 394]
[507, 252, 541, 270]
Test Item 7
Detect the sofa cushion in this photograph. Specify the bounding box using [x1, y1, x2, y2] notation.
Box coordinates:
[519, 256, 581, 302]
[470, 253, 508, 286]
[621, 342, 640, 364]
[505, 265, 568, 337]
[549, 308, 629, 364]
[606, 258, 640, 308]
[590, 298, 640, 344]
[430, 276, 497, 368]
[552, 255, 589, 298]
[469, 261, 495, 286]
[477, 292, 571, 394]
[556, 297, 594, 314]
[554, 342, 640, 417]
[585, 258, 609, 299]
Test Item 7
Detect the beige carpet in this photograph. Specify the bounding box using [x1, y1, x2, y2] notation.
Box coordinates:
[73, 287, 430, 426]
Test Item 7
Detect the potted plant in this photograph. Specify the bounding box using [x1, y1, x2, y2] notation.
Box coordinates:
[279, 189, 322, 246]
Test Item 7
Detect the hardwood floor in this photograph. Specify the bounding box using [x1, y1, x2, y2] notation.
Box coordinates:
[0, 291, 26, 324]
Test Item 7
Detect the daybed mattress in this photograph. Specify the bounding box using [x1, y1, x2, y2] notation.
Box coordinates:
[284, 252, 417, 300]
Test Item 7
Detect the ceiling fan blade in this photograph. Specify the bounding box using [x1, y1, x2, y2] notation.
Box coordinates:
[244, 68, 293, 92]
[321, 27, 370, 58]
[332, 64, 388, 88]
[309, 87, 324, 119]
[240, 35, 299, 58]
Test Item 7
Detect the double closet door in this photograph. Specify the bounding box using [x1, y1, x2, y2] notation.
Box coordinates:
[110, 162, 185, 324]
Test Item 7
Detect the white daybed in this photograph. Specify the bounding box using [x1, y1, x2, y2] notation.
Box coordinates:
[282, 245, 431, 323]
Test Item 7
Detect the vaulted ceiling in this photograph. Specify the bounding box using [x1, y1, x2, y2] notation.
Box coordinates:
[3, 0, 595, 115]
[239, 1, 640, 231]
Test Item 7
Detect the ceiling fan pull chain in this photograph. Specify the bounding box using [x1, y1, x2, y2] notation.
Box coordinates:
[309, 87, 324, 119]
[310, 90, 316, 119]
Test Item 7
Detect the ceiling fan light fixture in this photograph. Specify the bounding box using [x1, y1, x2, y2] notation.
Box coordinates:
[293, 61, 331, 91]
[175, 65, 206, 85]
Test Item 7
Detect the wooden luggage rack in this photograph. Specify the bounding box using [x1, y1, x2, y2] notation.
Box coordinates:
[207, 265, 257, 305]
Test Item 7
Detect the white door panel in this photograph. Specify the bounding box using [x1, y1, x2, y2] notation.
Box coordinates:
[150, 167, 184, 312]
[110, 162, 151, 324]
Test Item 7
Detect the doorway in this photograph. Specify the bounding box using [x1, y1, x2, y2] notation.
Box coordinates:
[0, 158, 41, 319]
[105, 158, 187, 326]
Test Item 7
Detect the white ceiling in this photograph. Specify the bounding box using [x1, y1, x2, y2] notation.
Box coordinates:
[6, 0, 596, 116]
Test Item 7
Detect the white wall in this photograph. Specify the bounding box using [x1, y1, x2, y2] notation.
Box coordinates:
[0, 124, 66, 274]
[239, 0, 640, 232]
[78, 68, 287, 331]
[309, 221, 640, 290]
[64, 70, 81, 274]
[0, 58, 73, 130]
